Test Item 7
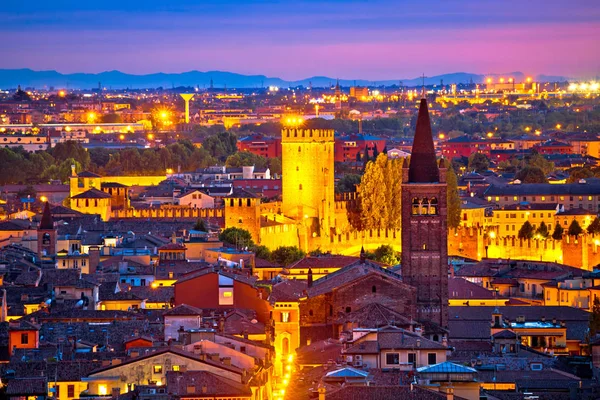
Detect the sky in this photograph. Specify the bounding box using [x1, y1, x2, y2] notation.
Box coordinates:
[2, 0, 599, 80]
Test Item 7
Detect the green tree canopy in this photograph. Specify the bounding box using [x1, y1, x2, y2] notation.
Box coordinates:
[518, 221, 535, 240]
[357, 154, 403, 231]
[515, 166, 548, 184]
[568, 219, 584, 236]
[193, 219, 208, 232]
[336, 174, 362, 193]
[468, 153, 489, 173]
[552, 224, 564, 240]
[219, 227, 254, 248]
[251, 245, 272, 261]
[446, 167, 462, 229]
[270, 246, 306, 266]
[535, 221, 549, 239]
[202, 131, 238, 160]
[51, 141, 90, 169]
[588, 217, 600, 235]
[527, 154, 555, 175]
[567, 167, 594, 184]
[370, 245, 400, 265]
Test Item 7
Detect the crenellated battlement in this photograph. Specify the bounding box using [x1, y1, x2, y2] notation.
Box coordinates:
[281, 128, 335, 142]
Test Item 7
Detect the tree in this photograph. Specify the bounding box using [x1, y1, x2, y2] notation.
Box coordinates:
[527, 154, 554, 175]
[536, 221, 549, 239]
[552, 224, 564, 240]
[446, 167, 461, 229]
[202, 131, 238, 160]
[51, 141, 90, 169]
[467, 153, 489, 173]
[590, 296, 600, 337]
[193, 219, 208, 232]
[588, 217, 600, 235]
[219, 227, 254, 248]
[518, 221, 535, 240]
[372, 245, 400, 265]
[252, 245, 272, 260]
[515, 166, 548, 184]
[336, 174, 362, 193]
[357, 154, 403, 231]
[270, 246, 305, 266]
[225, 151, 268, 168]
[568, 219, 584, 237]
[567, 167, 594, 183]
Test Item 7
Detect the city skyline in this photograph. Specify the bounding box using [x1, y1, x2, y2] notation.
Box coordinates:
[2, 0, 599, 79]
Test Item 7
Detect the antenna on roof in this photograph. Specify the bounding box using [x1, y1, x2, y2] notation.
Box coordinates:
[421, 73, 426, 99]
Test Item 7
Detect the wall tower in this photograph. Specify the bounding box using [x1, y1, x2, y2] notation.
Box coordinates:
[281, 129, 336, 250]
[37, 202, 57, 258]
[401, 99, 449, 328]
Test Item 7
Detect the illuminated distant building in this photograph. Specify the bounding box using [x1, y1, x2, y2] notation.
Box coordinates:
[349, 86, 369, 98]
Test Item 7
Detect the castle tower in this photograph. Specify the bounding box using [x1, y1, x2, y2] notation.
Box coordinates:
[281, 129, 335, 250]
[37, 202, 57, 257]
[401, 99, 449, 328]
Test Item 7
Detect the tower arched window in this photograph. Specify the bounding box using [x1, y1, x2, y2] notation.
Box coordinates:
[372, 285, 377, 293]
[429, 197, 438, 215]
[299, 184, 303, 190]
[298, 146, 301, 152]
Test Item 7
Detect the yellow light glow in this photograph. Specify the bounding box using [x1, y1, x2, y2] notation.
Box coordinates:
[486, 78, 492, 84]
[98, 385, 107, 396]
[287, 354, 294, 363]
[285, 365, 291, 371]
[147, 133, 154, 140]
[526, 77, 532, 83]
[524, 127, 531, 132]
[487, 132, 493, 138]
[489, 231, 496, 239]
[64, 126, 71, 132]
[508, 78, 513, 83]
[499, 78, 505, 83]
[556, 124, 562, 130]
[160, 112, 168, 119]
[119, 134, 125, 140]
[58, 90, 66, 97]
[151, 282, 159, 289]
[166, 168, 173, 174]
[40, 196, 47, 203]
[438, 133, 445, 139]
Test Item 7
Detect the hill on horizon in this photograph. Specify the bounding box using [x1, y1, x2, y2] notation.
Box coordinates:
[0, 68, 570, 90]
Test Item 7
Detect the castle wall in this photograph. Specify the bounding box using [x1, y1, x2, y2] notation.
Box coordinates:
[112, 206, 223, 221]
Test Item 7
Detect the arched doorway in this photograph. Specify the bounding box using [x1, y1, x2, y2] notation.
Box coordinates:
[282, 337, 289, 356]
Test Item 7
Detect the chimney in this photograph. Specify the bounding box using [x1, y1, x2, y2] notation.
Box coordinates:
[552, 317, 557, 325]
[360, 246, 366, 264]
[218, 318, 225, 334]
[222, 357, 231, 366]
[307, 268, 313, 288]
[187, 386, 195, 394]
[201, 385, 208, 394]
[88, 246, 100, 275]
[210, 353, 220, 361]
[112, 358, 122, 366]
[442, 386, 454, 400]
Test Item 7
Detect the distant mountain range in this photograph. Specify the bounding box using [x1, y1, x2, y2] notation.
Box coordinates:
[0, 68, 571, 90]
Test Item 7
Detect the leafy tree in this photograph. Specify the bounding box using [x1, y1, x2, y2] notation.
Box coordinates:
[252, 245, 272, 260]
[518, 221, 535, 240]
[193, 219, 208, 232]
[51, 141, 90, 169]
[590, 296, 600, 337]
[568, 219, 584, 237]
[567, 167, 594, 183]
[226, 151, 267, 168]
[101, 113, 122, 123]
[357, 154, 403, 231]
[515, 166, 548, 184]
[270, 246, 305, 266]
[552, 224, 564, 240]
[467, 153, 489, 173]
[372, 245, 400, 265]
[336, 174, 361, 193]
[536, 221, 549, 239]
[267, 157, 282, 175]
[202, 131, 238, 160]
[219, 227, 254, 248]
[527, 154, 554, 175]
[446, 167, 461, 229]
[588, 217, 600, 235]
[16, 185, 36, 199]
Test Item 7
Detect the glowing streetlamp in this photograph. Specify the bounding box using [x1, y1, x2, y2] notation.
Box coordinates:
[556, 124, 562, 130]
[87, 112, 97, 124]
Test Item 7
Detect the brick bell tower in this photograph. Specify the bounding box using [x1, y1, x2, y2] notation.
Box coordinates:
[401, 98, 449, 328]
[37, 202, 57, 257]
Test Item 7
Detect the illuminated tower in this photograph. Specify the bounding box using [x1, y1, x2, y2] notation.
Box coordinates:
[281, 128, 335, 251]
[37, 202, 57, 258]
[401, 99, 449, 328]
[180, 93, 194, 124]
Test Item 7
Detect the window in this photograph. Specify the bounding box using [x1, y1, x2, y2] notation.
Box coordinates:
[218, 274, 234, 305]
[68, 385, 75, 398]
[21, 333, 28, 345]
[55, 385, 60, 398]
[172, 365, 180, 371]
[281, 312, 290, 323]
[345, 306, 351, 313]
[408, 353, 416, 366]
[98, 385, 108, 396]
[309, 309, 313, 316]
[386, 353, 400, 365]
[428, 353, 437, 365]
[153, 365, 163, 374]
[372, 285, 376, 293]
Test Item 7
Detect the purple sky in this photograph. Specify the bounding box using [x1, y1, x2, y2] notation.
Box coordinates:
[2, 0, 599, 80]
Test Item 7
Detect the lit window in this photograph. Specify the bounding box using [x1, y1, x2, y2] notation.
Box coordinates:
[153, 365, 163, 374]
[172, 365, 180, 371]
[98, 385, 108, 396]
[281, 312, 290, 323]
